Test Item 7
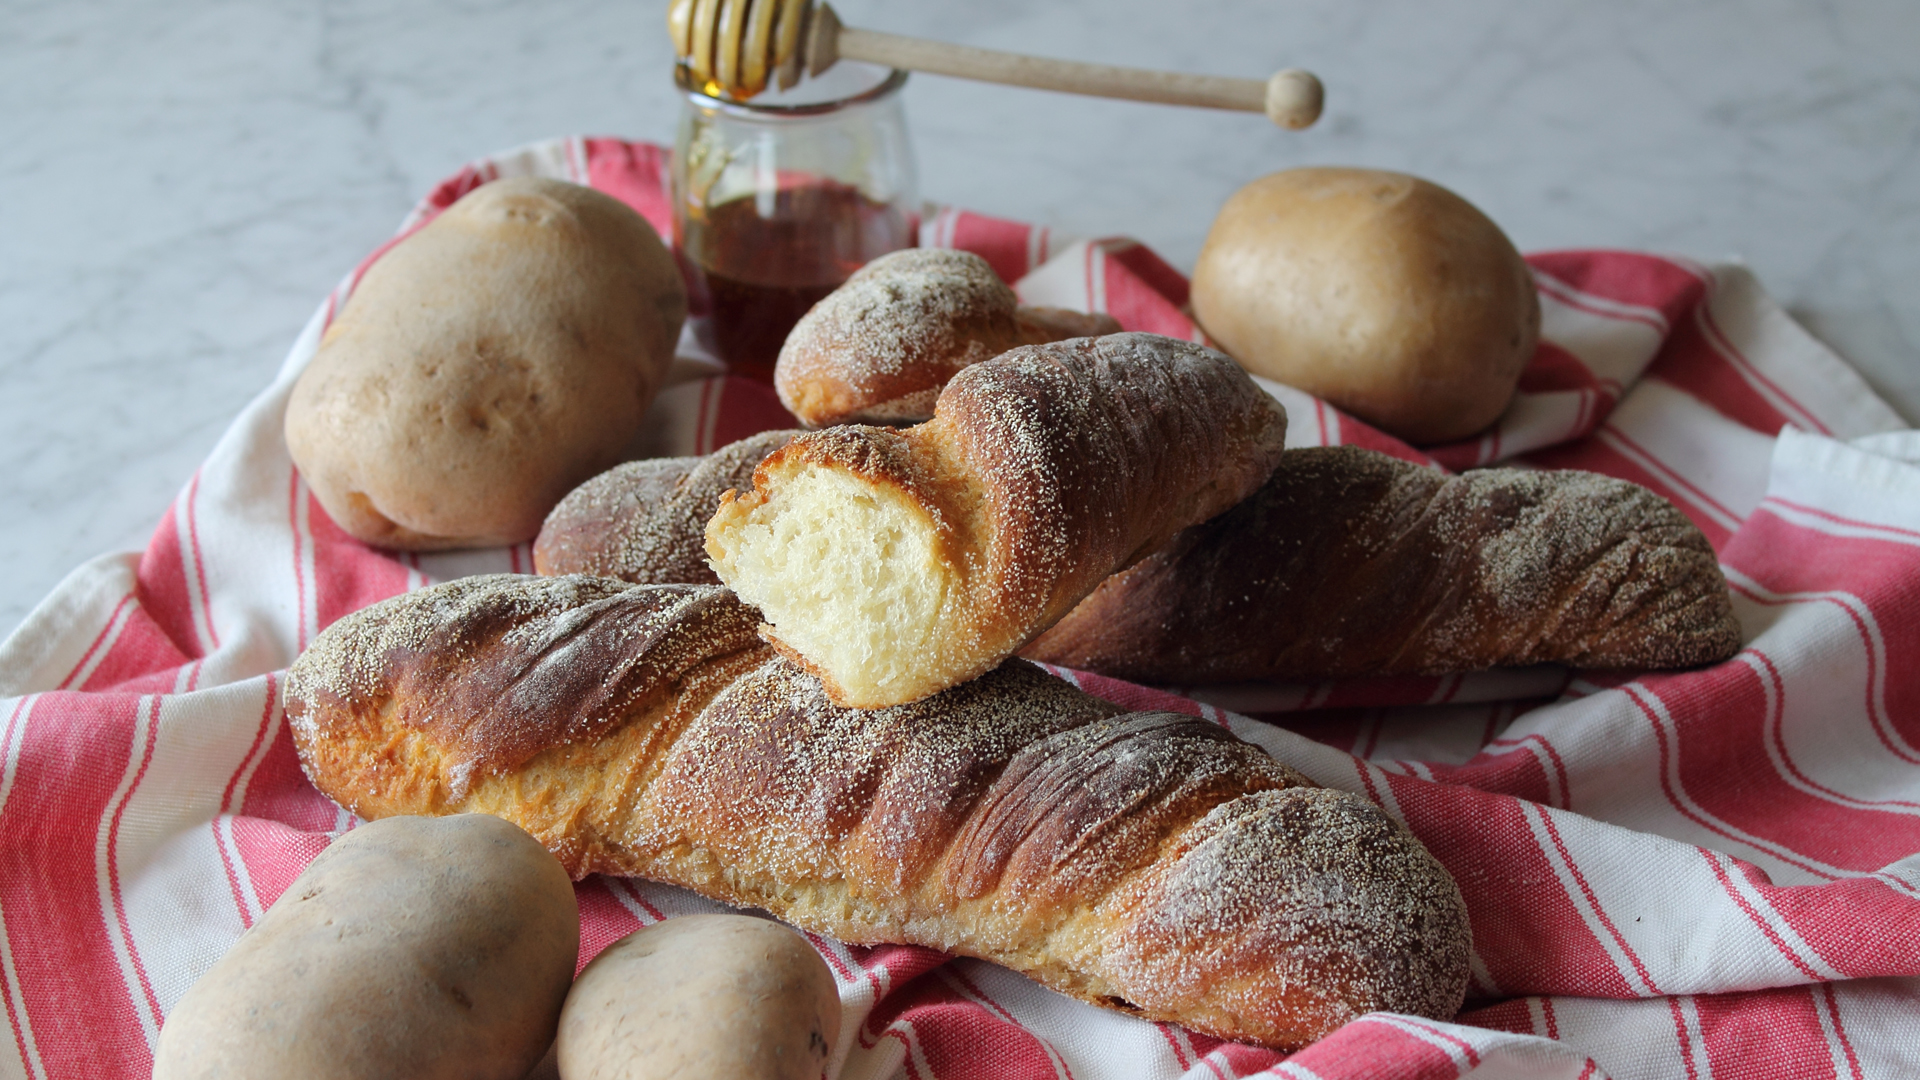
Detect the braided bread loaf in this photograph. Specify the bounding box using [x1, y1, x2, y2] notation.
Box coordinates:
[707, 332, 1290, 709]
[537, 435, 1738, 682]
[286, 575, 1472, 1051]
[773, 248, 1120, 427]
[1025, 445, 1743, 680]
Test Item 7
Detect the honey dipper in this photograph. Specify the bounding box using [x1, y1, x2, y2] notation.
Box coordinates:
[667, 0, 1324, 130]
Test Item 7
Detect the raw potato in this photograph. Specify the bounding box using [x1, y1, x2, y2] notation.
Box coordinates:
[557, 914, 841, 1080]
[285, 176, 688, 550]
[152, 814, 580, 1080]
[1191, 167, 1539, 444]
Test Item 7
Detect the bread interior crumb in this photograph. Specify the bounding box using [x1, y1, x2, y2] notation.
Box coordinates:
[715, 466, 948, 700]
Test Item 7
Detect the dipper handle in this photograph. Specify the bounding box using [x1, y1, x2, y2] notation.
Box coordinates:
[671, 0, 1324, 129]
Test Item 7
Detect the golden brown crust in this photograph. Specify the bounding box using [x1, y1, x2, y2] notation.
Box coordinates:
[287, 576, 1472, 1050]
[1101, 786, 1474, 1041]
[532, 430, 804, 583]
[773, 248, 1121, 428]
[929, 334, 1289, 621]
[1025, 445, 1744, 681]
[708, 333, 1291, 708]
[286, 576, 766, 789]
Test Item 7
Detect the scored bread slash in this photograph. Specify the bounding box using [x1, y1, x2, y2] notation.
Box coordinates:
[704, 332, 1288, 709]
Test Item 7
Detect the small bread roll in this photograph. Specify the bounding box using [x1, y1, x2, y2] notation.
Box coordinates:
[774, 248, 1120, 428]
[1191, 168, 1539, 444]
[286, 177, 687, 550]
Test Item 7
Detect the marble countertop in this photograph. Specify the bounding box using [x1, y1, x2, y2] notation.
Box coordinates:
[4, 0, 1917, 638]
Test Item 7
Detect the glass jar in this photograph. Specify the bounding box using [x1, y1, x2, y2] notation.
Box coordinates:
[671, 60, 920, 382]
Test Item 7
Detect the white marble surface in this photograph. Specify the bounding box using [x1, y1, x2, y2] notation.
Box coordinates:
[3, 0, 1917, 639]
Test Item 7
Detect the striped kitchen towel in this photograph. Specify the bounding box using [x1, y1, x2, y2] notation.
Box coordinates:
[0, 136, 1915, 1080]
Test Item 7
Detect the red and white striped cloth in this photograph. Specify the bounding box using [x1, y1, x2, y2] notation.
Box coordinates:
[0, 137, 1915, 1080]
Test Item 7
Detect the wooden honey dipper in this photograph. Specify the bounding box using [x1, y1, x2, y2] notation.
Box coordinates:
[667, 0, 1324, 130]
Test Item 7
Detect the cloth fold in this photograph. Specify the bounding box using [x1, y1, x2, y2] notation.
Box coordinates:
[1, 135, 1915, 1080]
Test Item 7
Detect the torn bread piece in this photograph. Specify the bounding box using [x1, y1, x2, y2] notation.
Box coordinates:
[706, 332, 1288, 708]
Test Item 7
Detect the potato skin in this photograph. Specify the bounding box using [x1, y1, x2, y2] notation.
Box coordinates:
[152, 814, 580, 1080]
[285, 176, 688, 550]
[1191, 167, 1538, 445]
[557, 914, 841, 1080]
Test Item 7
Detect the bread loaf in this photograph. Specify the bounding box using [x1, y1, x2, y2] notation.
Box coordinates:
[774, 248, 1120, 427]
[706, 332, 1290, 708]
[1191, 168, 1539, 445]
[285, 575, 1472, 1051]
[1026, 445, 1743, 681]
[538, 436, 1736, 682]
[285, 177, 688, 550]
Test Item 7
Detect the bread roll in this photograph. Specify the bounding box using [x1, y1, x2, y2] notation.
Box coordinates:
[774, 248, 1120, 427]
[1191, 168, 1538, 444]
[707, 333, 1289, 709]
[285, 575, 1472, 1051]
[1026, 446, 1742, 680]
[285, 177, 688, 550]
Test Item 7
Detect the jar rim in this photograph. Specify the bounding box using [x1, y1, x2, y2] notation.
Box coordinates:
[674, 63, 909, 117]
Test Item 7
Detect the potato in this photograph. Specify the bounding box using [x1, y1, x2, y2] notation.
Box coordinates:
[1191, 167, 1539, 444]
[153, 814, 579, 1080]
[556, 914, 841, 1080]
[285, 176, 688, 550]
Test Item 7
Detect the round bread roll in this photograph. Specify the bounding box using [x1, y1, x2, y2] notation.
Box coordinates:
[775, 248, 1016, 428]
[285, 176, 688, 550]
[774, 247, 1120, 428]
[1191, 168, 1539, 445]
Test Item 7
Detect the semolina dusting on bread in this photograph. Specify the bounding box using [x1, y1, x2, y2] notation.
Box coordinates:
[773, 247, 1121, 428]
[286, 575, 1472, 1051]
[1025, 445, 1744, 681]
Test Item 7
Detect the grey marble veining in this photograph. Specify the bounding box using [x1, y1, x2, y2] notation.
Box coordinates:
[3, 0, 1917, 638]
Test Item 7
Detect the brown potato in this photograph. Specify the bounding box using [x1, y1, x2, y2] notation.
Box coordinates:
[152, 814, 579, 1080]
[556, 914, 841, 1080]
[285, 176, 687, 550]
[1191, 167, 1539, 444]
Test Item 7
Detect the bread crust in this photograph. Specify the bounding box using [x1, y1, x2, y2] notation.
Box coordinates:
[287, 575, 1472, 1051]
[1025, 445, 1743, 680]
[708, 333, 1290, 708]
[773, 248, 1120, 427]
[532, 429, 803, 583]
